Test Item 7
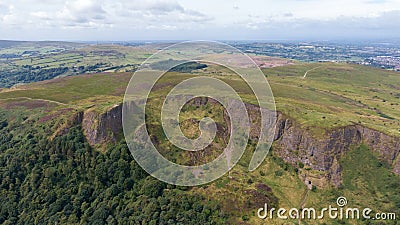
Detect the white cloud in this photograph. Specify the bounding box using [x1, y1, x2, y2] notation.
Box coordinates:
[0, 1, 8, 15]
[135, 0, 184, 13]
[28, 0, 110, 28]
[112, 0, 211, 24]
[26, 0, 211, 30]
[1, 4, 22, 26]
[0, 0, 399, 40]
[58, 0, 108, 27]
[230, 10, 400, 40]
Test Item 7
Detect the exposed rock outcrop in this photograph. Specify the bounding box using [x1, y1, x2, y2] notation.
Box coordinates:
[271, 112, 400, 187]
[81, 104, 123, 146]
[70, 99, 400, 187]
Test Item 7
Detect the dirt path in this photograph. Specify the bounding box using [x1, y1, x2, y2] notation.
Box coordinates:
[303, 66, 323, 79]
[298, 189, 310, 225]
[299, 189, 310, 208]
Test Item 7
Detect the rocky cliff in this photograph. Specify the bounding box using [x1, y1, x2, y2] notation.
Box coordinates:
[80, 104, 123, 146]
[272, 113, 400, 187]
[71, 100, 400, 187]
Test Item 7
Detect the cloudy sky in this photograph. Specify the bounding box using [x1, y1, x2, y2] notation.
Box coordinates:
[0, 0, 399, 41]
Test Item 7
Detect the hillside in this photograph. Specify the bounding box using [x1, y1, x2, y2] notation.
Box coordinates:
[0, 62, 399, 224]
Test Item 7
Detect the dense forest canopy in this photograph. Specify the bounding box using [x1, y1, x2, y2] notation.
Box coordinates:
[0, 110, 225, 224]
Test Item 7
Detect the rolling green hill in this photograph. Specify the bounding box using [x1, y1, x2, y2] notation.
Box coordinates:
[0, 56, 399, 224]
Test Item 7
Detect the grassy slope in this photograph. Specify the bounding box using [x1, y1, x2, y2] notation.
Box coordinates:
[264, 63, 400, 137]
[0, 72, 130, 107]
[3, 61, 399, 136]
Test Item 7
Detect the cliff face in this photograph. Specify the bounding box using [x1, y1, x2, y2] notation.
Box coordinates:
[72, 101, 400, 187]
[272, 113, 400, 187]
[80, 104, 123, 146]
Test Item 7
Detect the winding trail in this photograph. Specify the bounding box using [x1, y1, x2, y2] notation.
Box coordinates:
[303, 66, 323, 79]
[299, 189, 310, 209]
[298, 189, 310, 225]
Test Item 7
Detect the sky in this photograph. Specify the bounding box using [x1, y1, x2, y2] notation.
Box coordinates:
[0, 0, 399, 41]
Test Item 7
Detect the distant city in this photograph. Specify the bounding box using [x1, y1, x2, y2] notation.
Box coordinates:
[230, 41, 400, 71]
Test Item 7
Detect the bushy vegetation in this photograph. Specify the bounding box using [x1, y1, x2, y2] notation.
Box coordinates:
[0, 63, 114, 88]
[0, 66, 69, 88]
[0, 119, 226, 224]
[151, 59, 207, 73]
[340, 144, 400, 217]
